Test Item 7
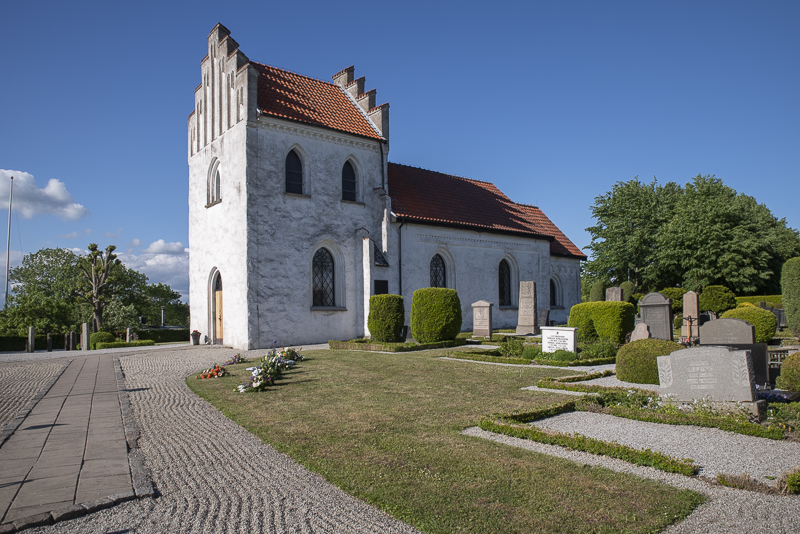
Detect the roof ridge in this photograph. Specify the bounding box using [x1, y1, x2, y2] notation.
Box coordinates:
[249, 60, 338, 88]
[388, 162, 496, 185]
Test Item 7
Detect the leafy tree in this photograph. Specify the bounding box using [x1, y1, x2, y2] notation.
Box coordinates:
[1, 248, 82, 335]
[585, 175, 800, 294]
[76, 244, 121, 332]
[143, 283, 190, 327]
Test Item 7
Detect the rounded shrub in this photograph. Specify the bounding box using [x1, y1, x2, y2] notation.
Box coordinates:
[590, 281, 605, 302]
[90, 331, 116, 350]
[775, 352, 800, 392]
[699, 285, 737, 314]
[619, 281, 635, 303]
[782, 257, 800, 336]
[367, 294, 405, 342]
[410, 288, 462, 344]
[737, 302, 756, 308]
[720, 306, 777, 344]
[616, 338, 684, 385]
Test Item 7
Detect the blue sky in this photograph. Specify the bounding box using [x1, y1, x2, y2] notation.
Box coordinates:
[1, 1, 798, 301]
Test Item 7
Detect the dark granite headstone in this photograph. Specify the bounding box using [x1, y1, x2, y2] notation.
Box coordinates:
[538, 309, 550, 328]
[639, 292, 673, 341]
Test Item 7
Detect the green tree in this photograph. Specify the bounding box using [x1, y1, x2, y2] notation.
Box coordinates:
[585, 175, 800, 294]
[143, 283, 189, 327]
[1, 248, 82, 335]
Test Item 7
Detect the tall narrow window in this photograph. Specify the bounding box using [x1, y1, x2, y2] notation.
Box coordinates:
[312, 248, 335, 306]
[499, 260, 511, 306]
[550, 279, 558, 306]
[286, 150, 303, 194]
[207, 158, 221, 206]
[430, 254, 446, 288]
[342, 161, 356, 201]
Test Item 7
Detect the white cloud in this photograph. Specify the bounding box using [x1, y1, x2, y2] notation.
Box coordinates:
[143, 239, 186, 255]
[117, 247, 189, 300]
[130, 238, 141, 247]
[59, 231, 81, 239]
[0, 169, 89, 221]
[105, 227, 122, 238]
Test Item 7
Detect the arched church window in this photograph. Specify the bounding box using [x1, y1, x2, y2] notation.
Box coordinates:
[550, 279, 558, 307]
[430, 254, 446, 288]
[312, 248, 335, 306]
[207, 158, 221, 206]
[342, 161, 357, 201]
[286, 150, 303, 194]
[499, 259, 511, 306]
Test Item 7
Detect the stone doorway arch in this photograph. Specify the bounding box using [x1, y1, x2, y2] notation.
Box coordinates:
[209, 269, 223, 344]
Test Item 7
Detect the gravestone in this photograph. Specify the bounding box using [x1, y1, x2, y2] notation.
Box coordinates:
[657, 346, 765, 418]
[699, 318, 769, 387]
[630, 323, 651, 342]
[64, 333, 71, 351]
[515, 281, 537, 335]
[540, 327, 577, 353]
[47, 333, 52, 352]
[70, 331, 78, 351]
[538, 309, 550, 328]
[126, 327, 132, 343]
[639, 292, 673, 341]
[681, 290, 700, 340]
[81, 323, 90, 352]
[472, 300, 493, 338]
[27, 326, 35, 353]
[605, 287, 623, 302]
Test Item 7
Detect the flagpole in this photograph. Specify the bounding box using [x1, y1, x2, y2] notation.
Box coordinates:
[5, 176, 13, 307]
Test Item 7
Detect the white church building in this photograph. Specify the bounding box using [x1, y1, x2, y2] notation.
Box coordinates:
[188, 24, 586, 349]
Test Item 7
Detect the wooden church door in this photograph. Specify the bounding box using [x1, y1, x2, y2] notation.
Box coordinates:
[214, 275, 223, 342]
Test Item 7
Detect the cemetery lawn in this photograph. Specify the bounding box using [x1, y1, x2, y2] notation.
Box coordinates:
[188, 349, 705, 534]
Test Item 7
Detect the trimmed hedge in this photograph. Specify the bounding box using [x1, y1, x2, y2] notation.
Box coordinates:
[775, 352, 800, 392]
[90, 331, 116, 350]
[137, 328, 190, 343]
[720, 307, 777, 344]
[96, 340, 156, 349]
[410, 288, 462, 344]
[568, 301, 635, 344]
[736, 295, 783, 308]
[699, 285, 737, 314]
[367, 294, 405, 342]
[328, 338, 466, 352]
[783, 257, 800, 335]
[616, 338, 684, 385]
[589, 281, 605, 302]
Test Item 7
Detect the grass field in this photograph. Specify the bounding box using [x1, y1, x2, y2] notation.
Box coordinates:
[188, 348, 704, 533]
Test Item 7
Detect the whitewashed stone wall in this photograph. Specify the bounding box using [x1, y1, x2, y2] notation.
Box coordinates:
[548, 256, 582, 325]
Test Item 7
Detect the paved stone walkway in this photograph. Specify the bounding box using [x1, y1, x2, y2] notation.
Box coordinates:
[0, 354, 135, 529]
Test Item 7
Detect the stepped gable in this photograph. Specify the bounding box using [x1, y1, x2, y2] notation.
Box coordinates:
[250, 62, 382, 140]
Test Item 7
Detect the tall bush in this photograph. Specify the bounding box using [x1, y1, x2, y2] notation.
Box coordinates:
[720, 307, 777, 343]
[658, 288, 684, 312]
[699, 285, 737, 314]
[410, 288, 462, 344]
[568, 302, 635, 344]
[619, 281, 635, 303]
[367, 294, 405, 342]
[589, 281, 605, 302]
[783, 257, 800, 335]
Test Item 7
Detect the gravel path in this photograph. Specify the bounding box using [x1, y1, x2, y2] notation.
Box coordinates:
[531, 411, 800, 482]
[27, 346, 419, 534]
[464, 427, 800, 533]
[0, 360, 67, 428]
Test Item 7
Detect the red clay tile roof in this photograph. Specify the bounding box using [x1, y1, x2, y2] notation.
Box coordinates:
[250, 62, 382, 140]
[388, 163, 586, 260]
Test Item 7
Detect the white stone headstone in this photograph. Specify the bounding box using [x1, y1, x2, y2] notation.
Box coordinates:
[472, 300, 493, 338]
[540, 326, 577, 353]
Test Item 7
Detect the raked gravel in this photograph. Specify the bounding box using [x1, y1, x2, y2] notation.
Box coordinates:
[0, 359, 67, 428]
[27, 346, 420, 534]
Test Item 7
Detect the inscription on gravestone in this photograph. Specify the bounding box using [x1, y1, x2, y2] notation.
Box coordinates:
[639, 292, 673, 341]
[605, 287, 623, 302]
[699, 318, 769, 387]
[657, 346, 757, 404]
[540, 327, 577, 353]
[471, 300, 493, 338]
[516, 281, 537, 335]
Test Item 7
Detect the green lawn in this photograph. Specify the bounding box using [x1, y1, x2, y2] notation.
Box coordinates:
[188, 348, 704, 533]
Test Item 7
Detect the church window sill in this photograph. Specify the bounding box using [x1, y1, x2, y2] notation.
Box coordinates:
[310, 306, 347, 312]
[341, 199, 365, 206]
[498, 305, 518, 310]
[205, 199, 222, 208]
[285, 192, 311, 199]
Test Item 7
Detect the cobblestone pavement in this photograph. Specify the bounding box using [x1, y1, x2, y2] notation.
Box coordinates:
[24, 346, 419, 534]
